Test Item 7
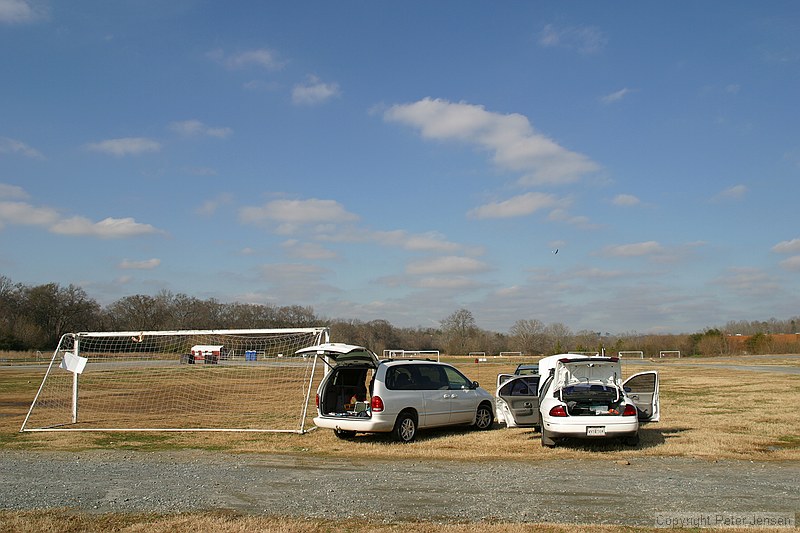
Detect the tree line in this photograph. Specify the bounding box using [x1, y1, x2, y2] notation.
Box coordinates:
[1, 276, 798, 356]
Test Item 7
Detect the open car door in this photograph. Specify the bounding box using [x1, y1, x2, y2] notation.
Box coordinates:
[496, 375, 540, 428]
[623, 371, 660, 422]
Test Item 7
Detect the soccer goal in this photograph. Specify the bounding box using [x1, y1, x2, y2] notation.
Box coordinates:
[21, 327, 329, 433]
[618, 350, 645, 359]
[499, 351, 522, 357]
[659, 350, 681, 358]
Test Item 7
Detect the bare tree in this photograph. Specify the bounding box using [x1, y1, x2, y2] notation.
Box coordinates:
[509, 319, 545, 355]
[440, 308, 477, 355]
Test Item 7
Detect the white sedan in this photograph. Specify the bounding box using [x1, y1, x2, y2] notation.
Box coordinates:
[496, 353, 659, 447]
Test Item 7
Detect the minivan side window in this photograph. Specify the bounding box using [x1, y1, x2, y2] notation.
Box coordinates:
[443, 366, 472, 390]
[414, 364, 448, 390]
[386, 367, 415, 390]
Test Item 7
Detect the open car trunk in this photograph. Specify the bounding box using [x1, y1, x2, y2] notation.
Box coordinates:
[559, 383, 626, 416]
[318, 365, 374, 418]
[296, 343, 380, 419]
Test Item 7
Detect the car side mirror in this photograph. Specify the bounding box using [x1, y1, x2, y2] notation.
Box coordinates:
[472, 380, 479, 390]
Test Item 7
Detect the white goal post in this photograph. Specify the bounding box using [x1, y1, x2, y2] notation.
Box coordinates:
[618, 350, 644, 359]
[383, 349, 440, 362]
[21, 327, 329, 433]
[499, 351, 522, 357]
[659, 350, 682, 358]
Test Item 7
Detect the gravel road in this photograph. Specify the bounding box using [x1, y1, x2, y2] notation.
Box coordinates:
[1, 450, 797, 525]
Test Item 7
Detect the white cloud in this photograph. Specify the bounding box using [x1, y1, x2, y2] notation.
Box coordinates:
[0, 183, 29, 199]
[208, 48, 285, 70]
[169, 119, 232, 139]
[240, 198, 359, 226]
[468, 192, 561, 219]
[601, 241, 663, 257]
[257, 263, 340, 301]
[0, 136, 43, 158]
[118, 258, 161, 270]
[413, 276, 481, 290]
[547, 208, 595, 229]
[713, 184, 747, 201]
[384, 98, 599, 185]
[406, 256, 489, 276]
[195, 193, 233, 216]
[281, 239, 337, 260]
[712, 267, 780, 295]
[0, 0, 46, 24]
[779, 256, 800, 271]
[613, 194, 641, 206]
[86, 137, 161, 156]
[292, 75, 341, 105]
[772, 238, 800, 254]
[50, 216, 161, 238]
[0, 200, 59, 226]
[0, 200, 162, 239]
[538, 23, 607, 55]
[601, 88, 634, 104]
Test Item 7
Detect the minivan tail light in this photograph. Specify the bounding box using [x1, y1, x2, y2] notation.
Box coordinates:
[622, 404, 637, 416]
[549, 405, 568, 417]
[371, 395, 384, 412]
[315, 393, 319, 408]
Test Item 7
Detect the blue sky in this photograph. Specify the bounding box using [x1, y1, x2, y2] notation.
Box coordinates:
[1, 1, 799, 334]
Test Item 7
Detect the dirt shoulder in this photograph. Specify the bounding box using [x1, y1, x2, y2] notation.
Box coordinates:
[0, 450, 797, 525]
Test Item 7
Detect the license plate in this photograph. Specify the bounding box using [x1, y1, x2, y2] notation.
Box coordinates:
[586, 426, 606, 436]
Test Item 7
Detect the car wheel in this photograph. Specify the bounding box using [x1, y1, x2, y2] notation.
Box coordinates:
[541, 426, 557, 448]
[333, 429, 356, 440]
[622, 433, 640, 446]
[393, 411, 417, 443]
[473, 403, 494, 430]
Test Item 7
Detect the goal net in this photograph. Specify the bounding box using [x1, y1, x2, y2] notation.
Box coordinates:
[618, 351, 644, 359]
[659, 350, 681, 358]
[21, 328, 329, 433]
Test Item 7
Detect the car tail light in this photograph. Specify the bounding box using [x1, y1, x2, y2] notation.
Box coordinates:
[371, 395, 384, 412]
[315, 393, 319, 408]
[549, 405, 568, 417]
[622, 404, 637, 416]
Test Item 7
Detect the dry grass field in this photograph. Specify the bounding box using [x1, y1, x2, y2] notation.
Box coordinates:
[2, 356, 799, 461]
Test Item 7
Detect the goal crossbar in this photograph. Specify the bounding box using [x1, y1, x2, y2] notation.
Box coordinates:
[21, 327, 329, 433]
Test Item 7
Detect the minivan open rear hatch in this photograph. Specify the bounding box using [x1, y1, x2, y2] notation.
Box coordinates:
[295, 343, 379, 366]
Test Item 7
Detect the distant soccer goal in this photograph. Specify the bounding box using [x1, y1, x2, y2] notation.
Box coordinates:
[659, 350, 681, 358]
[618, 350, 645, 359]
[468, 352, 486, 358]
[21, 328, 329, 433]
[383, 349, 440, 362]
[499, 351, 522, 357]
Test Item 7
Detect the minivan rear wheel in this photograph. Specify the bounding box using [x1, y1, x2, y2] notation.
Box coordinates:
[393, 411, 417, 443]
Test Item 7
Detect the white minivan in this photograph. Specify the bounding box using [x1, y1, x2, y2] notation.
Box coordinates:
[297, 343, 495, 442]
